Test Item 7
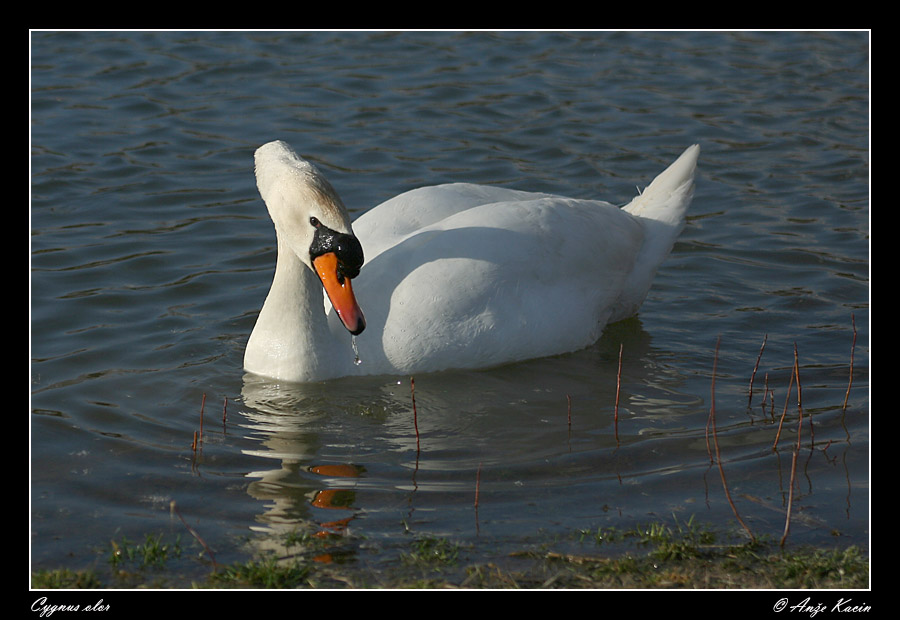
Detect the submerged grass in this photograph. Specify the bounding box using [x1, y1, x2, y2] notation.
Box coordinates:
[31, 516, 868, 590]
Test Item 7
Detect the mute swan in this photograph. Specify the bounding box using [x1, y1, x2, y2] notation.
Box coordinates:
[244, 140, 699, 383]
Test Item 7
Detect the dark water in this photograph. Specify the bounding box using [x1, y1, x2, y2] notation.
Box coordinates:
[31, 31, 869, 583]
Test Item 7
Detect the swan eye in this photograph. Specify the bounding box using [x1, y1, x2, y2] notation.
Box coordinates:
[309, 217, 320, 228]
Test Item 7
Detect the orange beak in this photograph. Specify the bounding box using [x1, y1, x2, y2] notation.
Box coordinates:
[313, 252, 366, 335]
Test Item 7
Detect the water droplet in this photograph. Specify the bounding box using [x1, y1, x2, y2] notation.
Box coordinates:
[351, 335, 362, 366]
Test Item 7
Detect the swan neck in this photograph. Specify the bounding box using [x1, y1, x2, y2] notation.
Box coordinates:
[244, 237, 340, 381]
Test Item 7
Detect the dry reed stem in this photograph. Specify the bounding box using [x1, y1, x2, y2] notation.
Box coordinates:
[780, 344, 804, 547]
[773, 362, 796, 449]
[704, 353, 713, 463]
[171, 500, 218, 570]
[710, 336, 755, 542]
[199, 392, 206, 447]
[474, 462, 482, 508]
[842, 313, 858, 413]
[614, 343, 623, 443]
[748, 334, 767, 406]
[779, 436, 799, 547]
[411, 377, 419, 451]
[566, 394, 572, 428]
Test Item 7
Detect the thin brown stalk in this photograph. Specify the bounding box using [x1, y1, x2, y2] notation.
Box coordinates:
[474, 462, 482, 508]
[748, 334, 767, 406]
[704, 340, 713, 462]
[171, 500, 218, 570]
[474, 462, 483, 534]
[614, 343, 623, 443]
[773, 363, 796, 449]
[781, 344, 804, 547]
[411, 377, 419, 451]
[222, 396, 228, 423]
[781, 448, 800, 547]
[842, 313, 858, 413]
[710, 336, 755, 542]
[199, 392, 206, 447]
[762, 373, 772, 419]
[566, 394, 572, 428]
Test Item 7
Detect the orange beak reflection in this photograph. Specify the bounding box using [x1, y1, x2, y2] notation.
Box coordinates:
[313, 252, 366, 335]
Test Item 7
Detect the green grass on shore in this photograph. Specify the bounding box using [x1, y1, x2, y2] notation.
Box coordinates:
[31, 516, 868, 590]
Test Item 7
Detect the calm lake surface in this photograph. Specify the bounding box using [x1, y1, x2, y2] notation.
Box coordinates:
[30, 30, 869, 584]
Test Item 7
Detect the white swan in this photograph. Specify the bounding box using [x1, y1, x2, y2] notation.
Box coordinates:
[244, 140, 699, 383]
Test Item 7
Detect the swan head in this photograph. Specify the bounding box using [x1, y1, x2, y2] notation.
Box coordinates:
[254, 140, 366, 335]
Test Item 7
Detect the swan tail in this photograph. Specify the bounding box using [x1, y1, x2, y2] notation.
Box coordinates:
[608, 145, 700, 322]
[622, 144, 699, 228]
